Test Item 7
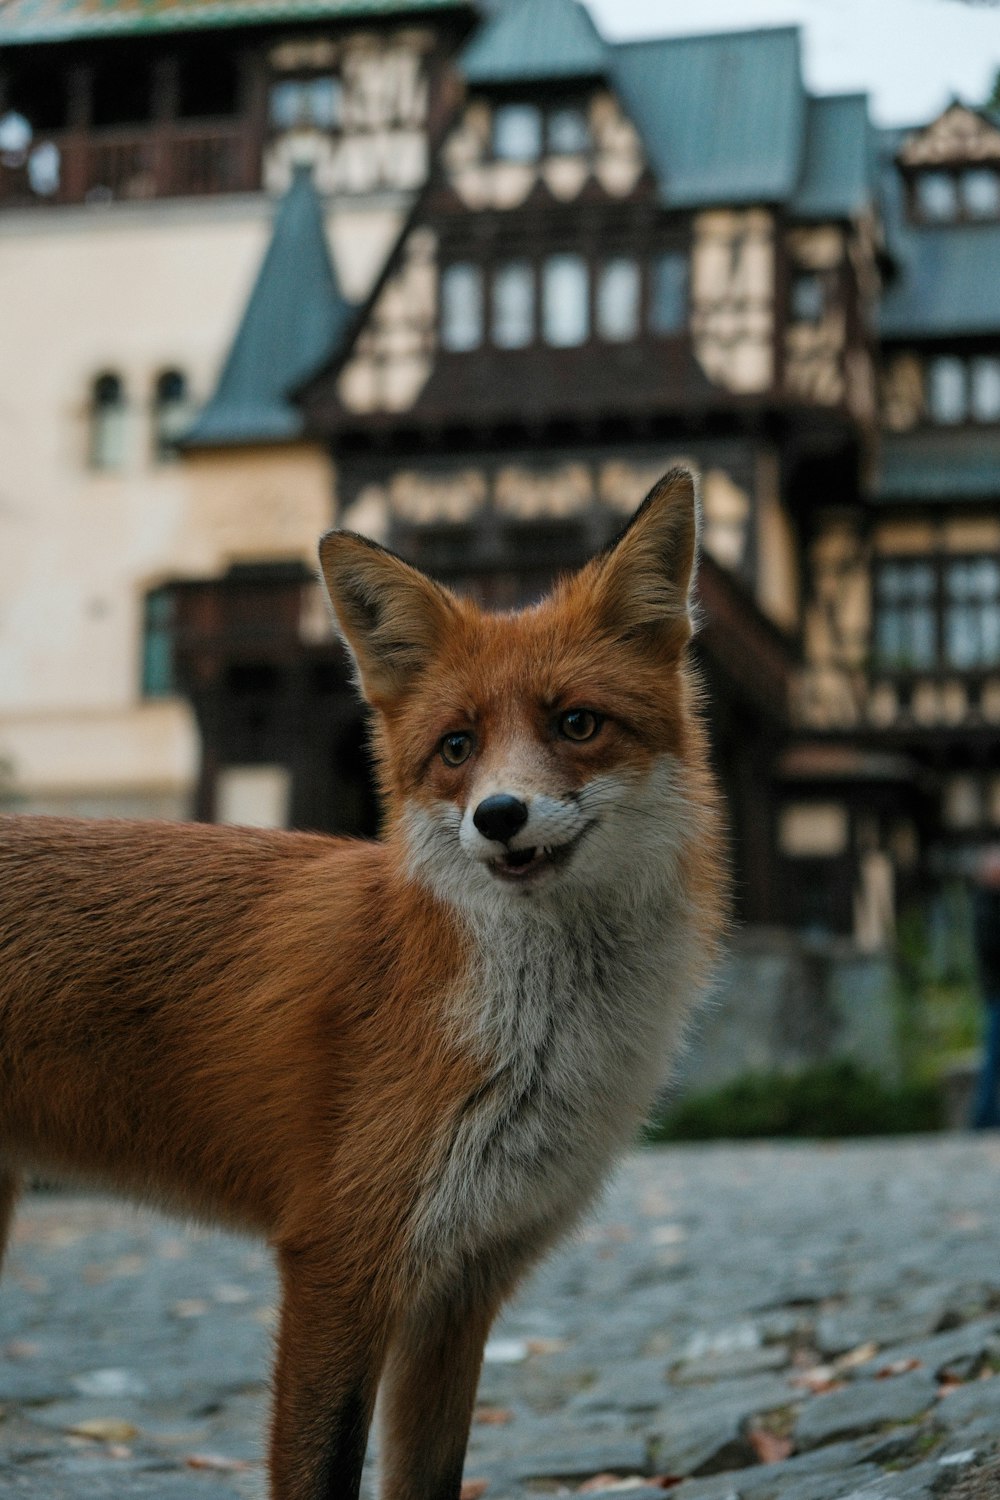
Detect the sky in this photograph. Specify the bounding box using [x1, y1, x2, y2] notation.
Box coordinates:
[585, 0, 1000, 126]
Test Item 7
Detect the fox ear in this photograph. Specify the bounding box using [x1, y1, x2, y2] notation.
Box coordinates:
[318, 532, 455, 705]
[586, 467, 699, 655]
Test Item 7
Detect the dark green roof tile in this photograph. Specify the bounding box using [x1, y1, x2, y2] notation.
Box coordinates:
[462, 0, 606, 85]
[610, 27, 807, 209]
[878, 146, 1000, 338]
[876, 429, 1000, 502]
[185, 167, 354, 446]
[0, 0, 464, 45]
[791, 93, 874, 220]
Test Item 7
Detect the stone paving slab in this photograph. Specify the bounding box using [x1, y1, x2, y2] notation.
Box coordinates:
[3, 1137, 1000, 1498]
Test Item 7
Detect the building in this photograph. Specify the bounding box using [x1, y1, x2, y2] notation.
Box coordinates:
[2, 0, 999, 941]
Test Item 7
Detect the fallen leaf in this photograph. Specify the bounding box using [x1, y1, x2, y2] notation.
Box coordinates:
[748, 1427, 793, 1464]
[107, 1445, 132, 1460]
[473, 1406, 514, 1426]
[525, 1338, 567, 1356]
[876, 1358, 922, 1379]
[68, 1418, 139, 1443]
[578, 1477, 650, 1493]
[185, 1453, 255, 1472]
[578, 1475, 627, 1492]
[790, 1367, 846, 1394]
[460, 1479, 489, 1500]
[834, 1341, 878, 1371]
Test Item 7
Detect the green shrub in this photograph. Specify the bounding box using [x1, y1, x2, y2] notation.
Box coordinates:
[645, 1060, 943, 1143]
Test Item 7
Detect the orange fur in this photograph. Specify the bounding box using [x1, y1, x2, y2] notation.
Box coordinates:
[0, 469, 727, 1500]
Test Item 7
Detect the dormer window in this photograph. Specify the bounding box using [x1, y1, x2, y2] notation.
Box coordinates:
[491, 102, 591, 163]
[911, 165, 1000, 224]
[494, 105, 543, 162]
[963, 168, 1000, 220]
[547, 107, 589, 155]
[915, 171, 957, 223]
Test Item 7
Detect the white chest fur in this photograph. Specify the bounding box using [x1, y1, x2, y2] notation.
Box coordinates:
[410, 882, 699, 1276]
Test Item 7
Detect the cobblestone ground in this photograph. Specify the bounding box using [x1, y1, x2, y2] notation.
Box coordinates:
[3, 1137, 1000, 1499]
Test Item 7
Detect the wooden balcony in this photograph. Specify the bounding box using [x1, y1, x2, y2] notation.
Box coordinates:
[0, 119, 257, 207]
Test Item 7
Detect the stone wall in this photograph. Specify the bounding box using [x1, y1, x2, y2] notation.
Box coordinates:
[674, 926, 900, 1096]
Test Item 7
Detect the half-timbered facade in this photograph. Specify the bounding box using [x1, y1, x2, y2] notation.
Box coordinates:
[3, 0, 999, 942]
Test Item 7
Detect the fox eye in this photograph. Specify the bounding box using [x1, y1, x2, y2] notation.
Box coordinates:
[440, 731, 474, 767]
[558, 709, 603, 743]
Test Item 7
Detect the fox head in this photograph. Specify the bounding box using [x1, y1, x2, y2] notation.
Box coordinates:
[319, 469, 705, 908]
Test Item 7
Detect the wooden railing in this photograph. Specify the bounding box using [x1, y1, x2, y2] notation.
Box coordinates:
[0, 120, 256, 207]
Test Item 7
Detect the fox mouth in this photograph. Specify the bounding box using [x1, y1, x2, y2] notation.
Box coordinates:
[488, 824, 594, 884]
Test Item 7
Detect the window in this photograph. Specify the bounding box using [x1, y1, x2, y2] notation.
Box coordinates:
[492, 261, 534, 349]
[874, 562, 936, 671]
[440, 263, 483, 351]
[542, 255, 588, 347]
[547, 107, 589, 155]
[963, 168, 1000, 220]
[0, 111, 31, 166]
[27, 141, 60, 197]
[790, 271, 826, 325]
[944, 559, 1000, 669]
[915, 170, 958, 223]
[927, 356, 967, 425]
[141, 586, 176, 698]
[493, 104, 542, 162]
[924, 355, 1000, 425]
[649, 251, 688, 335]
[970, 357, 1000, 422]
[89, 372, 128, 471]
[152, 370, 191, 461]
[596, 258, 640, 342]
[875, 556, 1000, 674]
[269, 76, 341, 131]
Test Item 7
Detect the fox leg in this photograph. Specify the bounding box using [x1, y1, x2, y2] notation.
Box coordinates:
[0, 1167, 21, 1275]
[269, 1242, 395, 1500]
[377, 1278, 501, 1500]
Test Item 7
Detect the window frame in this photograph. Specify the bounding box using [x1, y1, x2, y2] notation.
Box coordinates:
[873, 552, 1000, 677]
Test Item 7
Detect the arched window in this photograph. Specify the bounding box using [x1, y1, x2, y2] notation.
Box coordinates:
[141, 586, 177, 698]
[152, 369, 190, 460]
[89, 372, 127, 470]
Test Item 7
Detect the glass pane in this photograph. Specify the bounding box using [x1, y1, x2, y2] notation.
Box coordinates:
[0, 111, 32, 162]
[548, 107, 589, 155]
[790, 272, 825, 324]
[876, 608, 904, 666]
[971, 357, 1000, 422]
[916, 170, 958, 222]
[492, 261, 534, 349]
[494, 104, 542, 162]
[27, 141, 60, 196]
[907, 607, 937, 669]
[945, 605, 980, 668]
[440, 264, 483, 352]
[878, 564, 903, 604]
[982, 604, 1000, 666]
[927, 357, 967, 424]
[596, 257, 640, 342]
[963, 168, 1000, 220]
[649, 251, 688, 334]
[904, 562, 935, 601]
[143, 590, 175, 698]
[269, 81, 303, 129]
[308, 78, 341, 129]
[542, 254, 589, 347]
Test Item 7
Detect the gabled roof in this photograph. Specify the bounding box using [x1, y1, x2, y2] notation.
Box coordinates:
[185, 167, 354, 447]
[462, 0, 606, 86]
[609, 27, 807, 209]
[791, 93, 875, 221]
[0, 0, 464, 46]
[877, 131, 1000, 339]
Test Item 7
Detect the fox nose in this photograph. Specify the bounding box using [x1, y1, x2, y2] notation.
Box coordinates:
[473, 794, 529, 844]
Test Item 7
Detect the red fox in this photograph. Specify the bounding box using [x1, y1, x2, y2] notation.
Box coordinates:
[0, 468, 725, 1500]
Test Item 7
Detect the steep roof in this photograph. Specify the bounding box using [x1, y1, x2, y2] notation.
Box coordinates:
[462, 0, 607, 85]
[790, 93, 875, 220]
[0, 0, 464, 45]
[185, 167, 354, 447]
[877, 134, 1000, 338]
[609, 27, 807, 209]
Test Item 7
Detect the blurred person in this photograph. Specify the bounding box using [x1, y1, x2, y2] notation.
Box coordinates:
[971, 844, 1000, 1130]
